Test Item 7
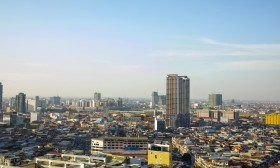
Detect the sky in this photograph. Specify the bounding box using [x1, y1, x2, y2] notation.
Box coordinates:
[1, 0, 280, 100]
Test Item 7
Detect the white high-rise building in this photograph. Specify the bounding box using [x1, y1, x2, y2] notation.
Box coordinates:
[27, 99, 37, 112]
[90, 100, 96, 107]
[30, 111, 42, 123]
[166, 74, 190, 127]
[79, 99, 86, 107]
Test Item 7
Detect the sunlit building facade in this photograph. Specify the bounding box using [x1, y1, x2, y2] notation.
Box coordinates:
[166, 74, 190, 127]
[266, 113, 280, 125]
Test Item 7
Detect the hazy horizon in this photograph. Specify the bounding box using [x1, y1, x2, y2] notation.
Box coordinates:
[1, 1, 280, 101]
[4, 95, 280, 103]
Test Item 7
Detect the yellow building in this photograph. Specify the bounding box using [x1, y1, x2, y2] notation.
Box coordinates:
[265, 113, 280, 125]
[148, 143, 172, 168]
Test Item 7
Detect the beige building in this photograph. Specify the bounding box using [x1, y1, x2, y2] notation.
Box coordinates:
[197, 110, 239, 123]
[166, 74, 190, 127]
[91, 137, 148, 156]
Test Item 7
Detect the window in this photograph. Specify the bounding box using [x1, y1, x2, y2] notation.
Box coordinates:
[155, 155, 157, 159]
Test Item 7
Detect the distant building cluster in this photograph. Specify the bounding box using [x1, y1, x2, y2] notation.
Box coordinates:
[65, 97, 122, 109]
[0, 74, 280, 168]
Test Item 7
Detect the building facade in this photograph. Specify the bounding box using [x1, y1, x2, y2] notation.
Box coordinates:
[197, 110, 239, 123]
[151, 91, 159, 108]
[0, 82, 2, 111]
[117, 98, 123, 107]
[30, 111, 42, 123]
[154, 117, 165, 132]
[265, 113, 280, 125]
[166, 74, 190, 127]
[208, 93, 223, 107]
[158, 95, 166, 106]
[94, 92, 101, 101]
[50, 96, 61, 106]
[148, 143, 172, 168]
[27, 99, 37, 112]
[91, 139, 104, 153]
[0, 82, 2, 121]
[91, 137, 148, 156]
[3, 112, 18, 126]
[15, 93, 26, 113]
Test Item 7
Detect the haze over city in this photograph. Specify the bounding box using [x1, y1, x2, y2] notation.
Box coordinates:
[1, 0, 280, 100]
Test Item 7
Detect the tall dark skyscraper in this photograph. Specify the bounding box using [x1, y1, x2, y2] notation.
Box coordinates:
[10, 97, 16, 110]
[166, 74, 190, 127]
[35, 96, 40, 111]
[16, 93, 26, 113]
[0, 82, 2, 111]
[151, 91, 159, 108]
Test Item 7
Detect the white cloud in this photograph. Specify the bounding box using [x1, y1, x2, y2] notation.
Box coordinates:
[148, 50, 254, 58]
[202, 38, 280, 49]
[218, 60, 280, 71]
[148, 38, 280, 58]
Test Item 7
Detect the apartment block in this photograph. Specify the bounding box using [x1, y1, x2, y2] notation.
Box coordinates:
[91, 137, 148, 156]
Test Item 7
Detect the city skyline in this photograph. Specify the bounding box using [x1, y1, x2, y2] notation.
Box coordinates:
[1, 1, 280, 100]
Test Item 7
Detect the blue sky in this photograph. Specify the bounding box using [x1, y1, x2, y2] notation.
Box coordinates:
[1, 0, 280, 100]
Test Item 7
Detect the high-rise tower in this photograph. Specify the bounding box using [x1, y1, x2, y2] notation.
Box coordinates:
[208, 93, 222, 107]
[166, 74, 190, 127]
[0, 82, 2, 122]
[50, 96, 61, 106]
[151, 91, 159, 108]
[94, 92, 101, 101]
[16, 93, 26, 113]
[0, 82, 2, 111]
